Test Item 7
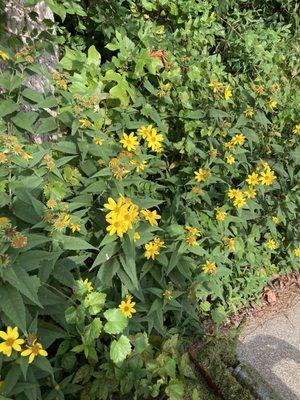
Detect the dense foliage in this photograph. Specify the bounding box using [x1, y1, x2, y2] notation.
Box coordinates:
[0, 0, 299, 398]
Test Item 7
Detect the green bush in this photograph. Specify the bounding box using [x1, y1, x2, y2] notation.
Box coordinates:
[0, 0, 299, 398]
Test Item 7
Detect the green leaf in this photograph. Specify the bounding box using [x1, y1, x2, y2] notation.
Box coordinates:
[62, 236, 96, 250]
[4, 264, 41, 306]
[87, 45, 101, 66]
[110, 335, 131, 364]
[134, 332, 149, 354]
[1, 364, 22, 396]
[0, 99, 18, 117]
[36, 117, 57, 134]
[165, 379, 184, 400]
[12, 111, 38, 134]
[92, 242, 120, 268]
[83, 292, 106, 315]
[83, 318, 102, 344]
[0, 283, 26, 332]
[22, 88, 44, 103]
[103, 308, 128, 334]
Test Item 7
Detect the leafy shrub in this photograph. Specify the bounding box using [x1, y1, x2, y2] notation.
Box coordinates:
[0, 0, 299, 398]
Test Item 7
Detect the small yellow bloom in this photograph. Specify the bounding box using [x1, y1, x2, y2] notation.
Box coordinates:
[233, 192, 246, 208]
[268, 99, 277, 110]
[0, 217, 9, 227]
[185, 233, 199, 246]
[144, 237, 165, 260]
[245, 187, 256, 199]
[10, 234, 28, 249]
[244, 108, 254, 118]
[0, 327, 24, 357]
[292, 124, 300, 136]
[272, 216, 280, 224]
[0, 50, 9, 61]
[202, 261, 217, 275]
[0, 152, 8, 164]
[46, 199, 57, 210]
[215, 207, 226, 221]
[266, 239, 276, 250]
[260, 169, 276, 186]
[119, 299, 136, 318]
[79, 118, 93, 128]
[140, 209, 161, 226]
[210, 148, 218, 158]
[231, 134, 246, 146]
[93, 137, 104, 145]
[246, 172, 260, 186]
[163, 290, 173, 300]
[194, 168, 210, 183]
[224, 86, 232, 100]
[294, 248, 300, 257]
[21, 341, 48, 364]
[208, 81, 223, 93]
[185, 226, 201, 237]
[227, 188, 241, 199]
[80, 278, 93, 292]
[70, 223, 80, 233]
[120, 132, 139, 151]
[226, 154, 235, 165]
[133, 231, 140, 242]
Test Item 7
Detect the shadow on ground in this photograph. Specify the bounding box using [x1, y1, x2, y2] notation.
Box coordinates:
[238, 335, 300, 400]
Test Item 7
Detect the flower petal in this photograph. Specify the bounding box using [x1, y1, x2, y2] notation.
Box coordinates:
[28, 353, 35, 364]
[38, 349, 48, 357]
[0, 331, 8, 340]
[21, 349, 32, 357]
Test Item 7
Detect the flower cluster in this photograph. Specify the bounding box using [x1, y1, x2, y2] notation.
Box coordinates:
[104, 196, 139, 237]
[0, 217, 28, 250]
[144, 237, 166, 260]
[137, 125, 164, 153]
[185, 225, 201, 246]
[0, 326, 47, 364]
[208, 81, 232, 100]
[0, 134, 32, 164]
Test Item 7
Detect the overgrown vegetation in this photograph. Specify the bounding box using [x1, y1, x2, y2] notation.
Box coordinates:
[0, 0, 299, 398]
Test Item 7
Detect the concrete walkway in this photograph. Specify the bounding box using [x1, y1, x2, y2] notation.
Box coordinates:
[237, 299, 300, 400]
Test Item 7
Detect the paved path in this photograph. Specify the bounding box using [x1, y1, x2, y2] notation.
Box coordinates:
[237, 299, 300, 400]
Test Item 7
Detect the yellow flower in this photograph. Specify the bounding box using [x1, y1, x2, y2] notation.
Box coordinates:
[266, 239, 276, 250]
[292, 124, 300, 136]
[0, 327, 24, 357]
[224, 86, 232, 100]
[194, 168, 210, 182]
[0, 50, 9, 61]
[272, 216, 280, 224]
[244, 108, 254, 117]
[144, 237, 165, 260]
[294, 248, 300, 257]
[46, 199, 57, 210]
[254, 85, 264, 95]
[79, 118, 93, 128]
[125, 293, 133, 301]
[268, 99, 277, 110]
[0, 217, 9, 227]
[0, 152, 8, 164]
[93, 137, 104, 145]
[21, 341, 48, 364]
[246, 172, 260, 186]
[106, 214, 128, 238]
[137, 125, 154, 140]
[245, 187, 256, 199]
[233, 192, 246, 208]
[163, 290, 173, 300]
[231, 134, 246, 146]
[227, 188, 241, 199]
[70, 223, 80, 233]
[133, 231, 140, 242]
[120, 132, 139, 151]
[145, 130, 164, 152]
[80, 278, 93, 292]
[185, 226, 201, 237]
[227, 238, 235, 252]
[202, 261, 217, 275]
[260, 169, 276, 185]
[208, 81, 223, 93]
[20, 151, 32, 160]
[270, 83, 280, 91]
[215, 207, 226, 221]
[119, 299, 136, 318]
[226, 154, 235, 165]
[185, 233, 199, 246]
[105, 196, 139, 238]
[210, 148, 218, 158]
[140, 209, 161, 226]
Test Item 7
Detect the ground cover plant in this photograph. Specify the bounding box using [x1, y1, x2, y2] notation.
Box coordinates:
[0, 0, 299, 398]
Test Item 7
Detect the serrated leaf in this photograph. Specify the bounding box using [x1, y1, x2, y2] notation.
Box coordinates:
[83, 292, 106, 315]
[110, 335, 131, 364]
[62, 236, 96, 250]
[103, 308, 128, 334]
[83, 318, 102, 344]
[12, 111, 38, 133]
[165, 379, 184, 400]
